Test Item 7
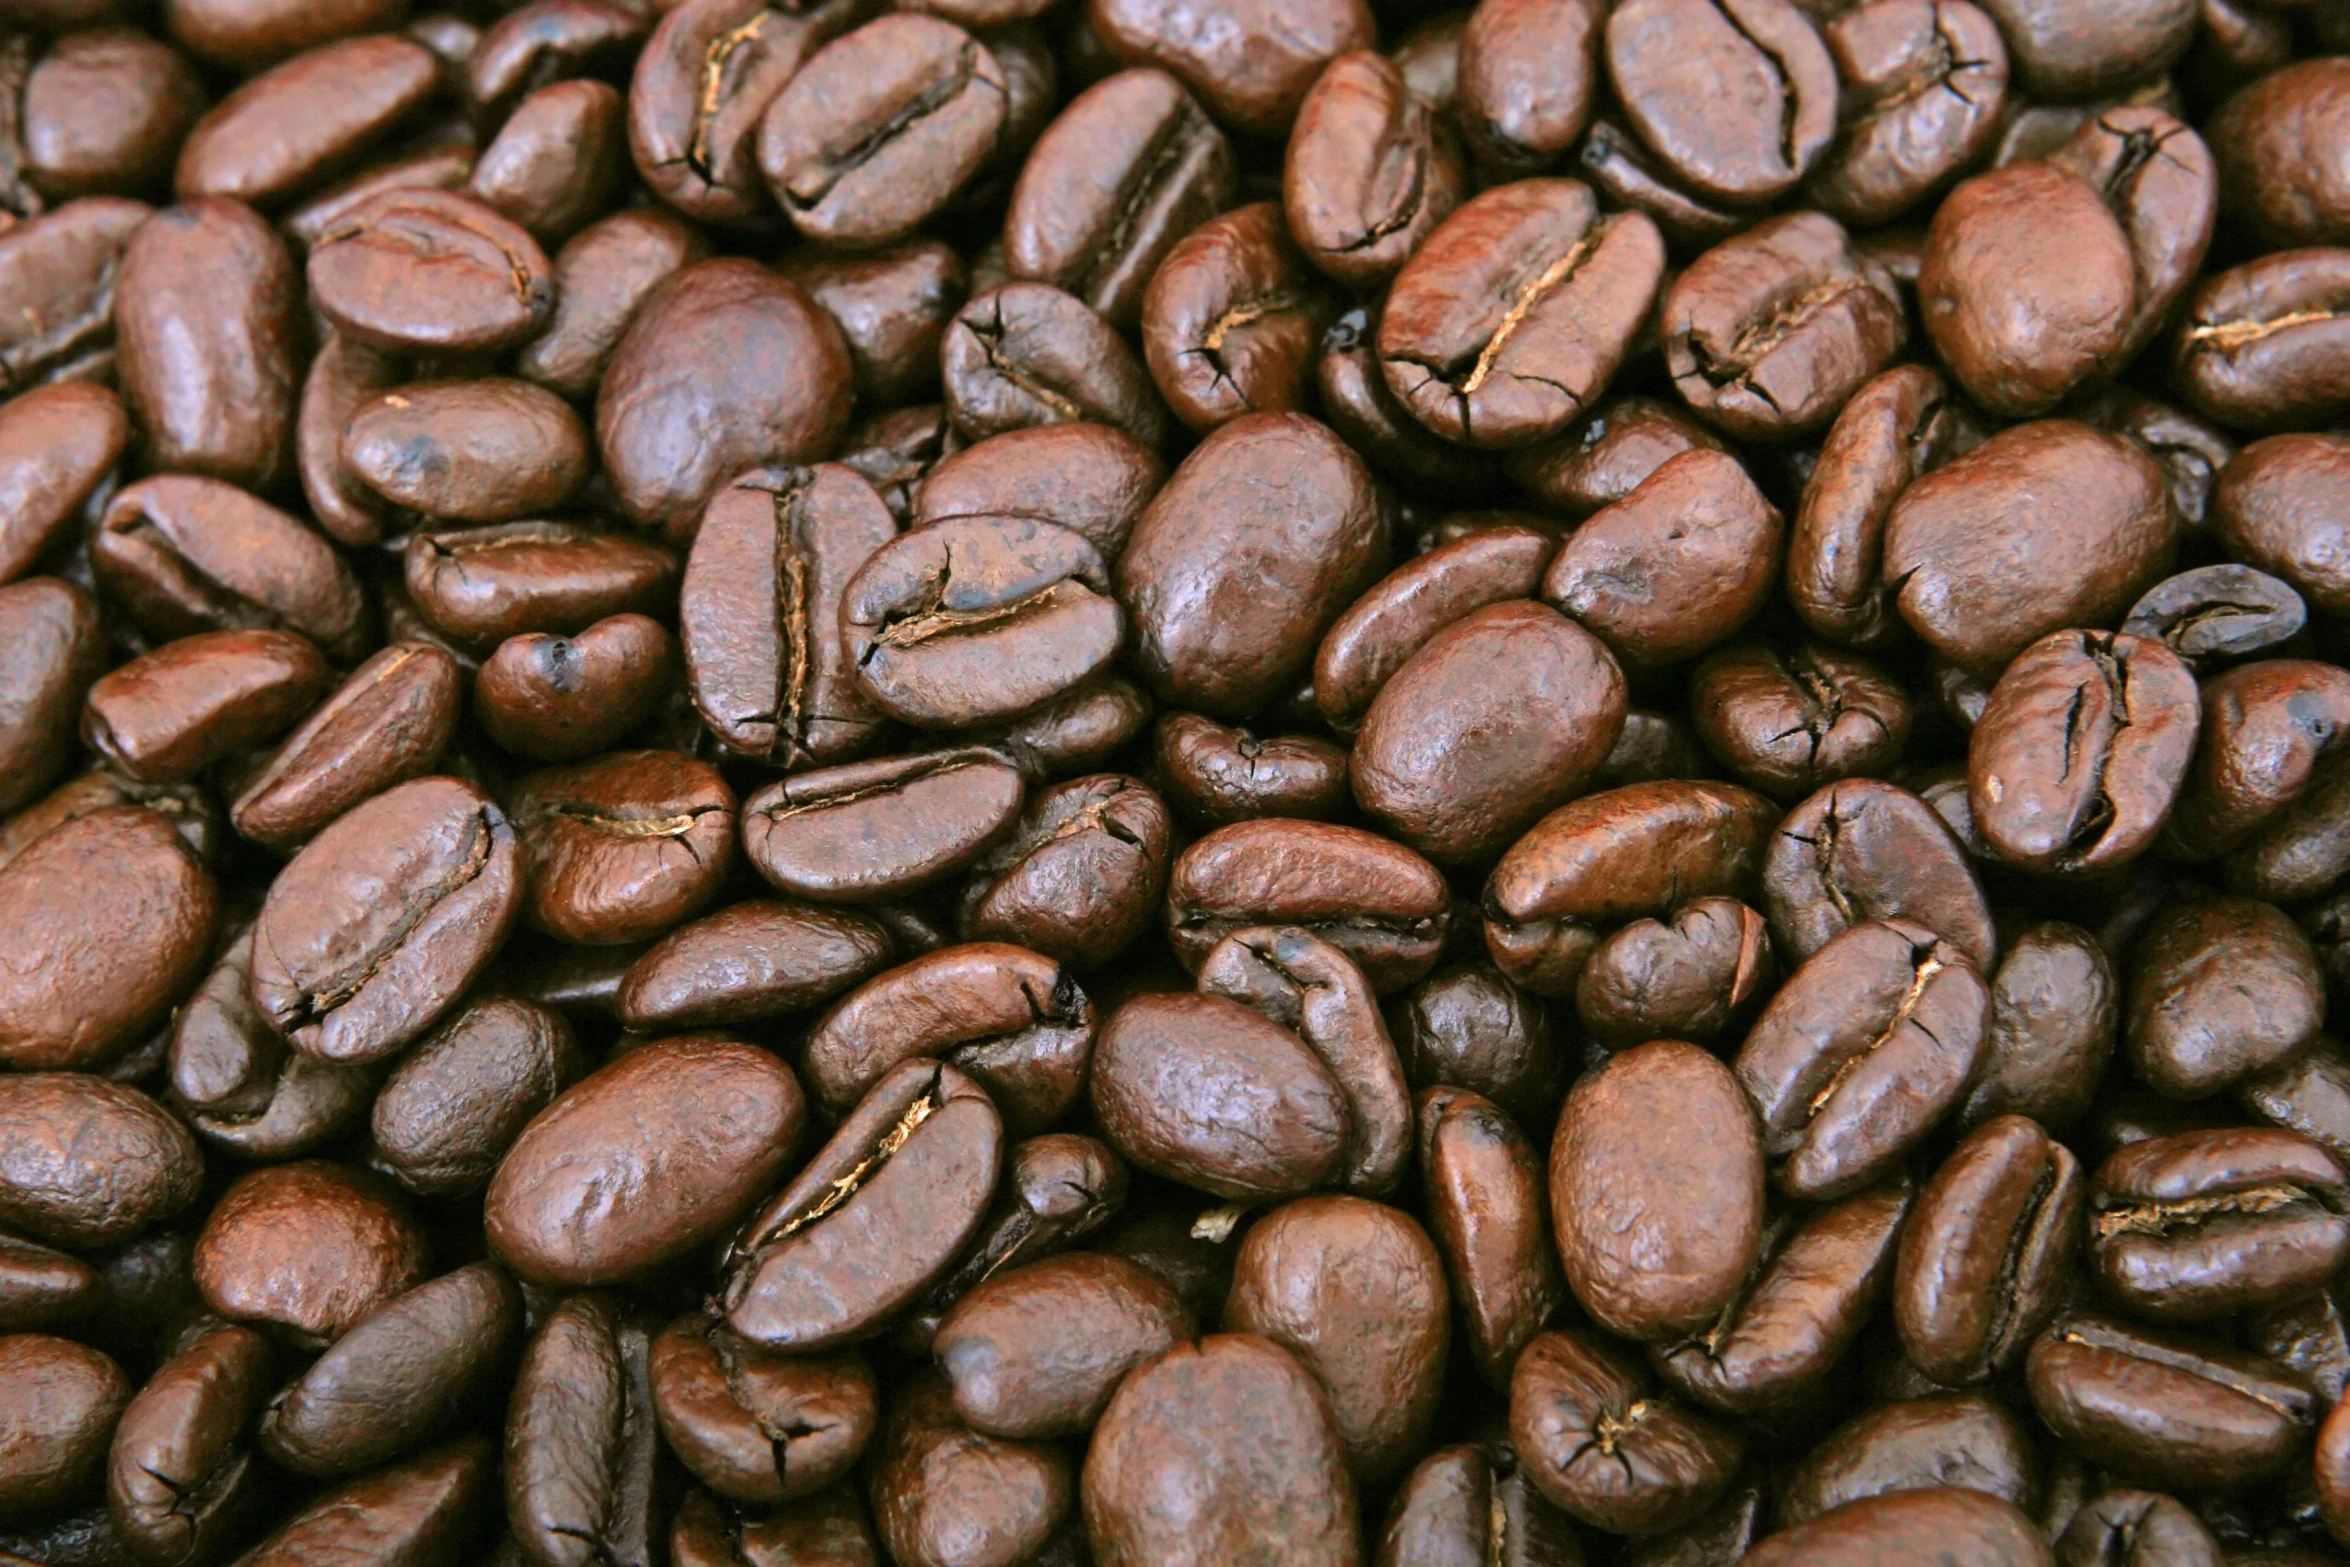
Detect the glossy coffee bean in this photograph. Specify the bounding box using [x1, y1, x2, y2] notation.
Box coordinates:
[1509, 1328, 1743, 1535]
[1167, 819, 1450, 993]
[940, 280, 1165, 448]
[1763, 777, 1998, 972]
[617, 900, 894, 1031]
[0, 1073, 202, 1249]
[935, 1252, 1188, 1441]
[476, 614, 677, 764]
[2127, 896, 2324, 1099]
[510, 750, 733, 945]
[1284, 50, 1464, 288]
[652, 1311, 875, 1505]
[105, 1322, 274, 1564]
[0, 382, 128, 585]
[370, 996, 587, 1199]
[192, 1161, 428, 1347]
[231, 642, 463, 852]
[956, 774, 1172, 969]
[507, 1294, 663, 1567]
[1744, 1487, 2052, 1567]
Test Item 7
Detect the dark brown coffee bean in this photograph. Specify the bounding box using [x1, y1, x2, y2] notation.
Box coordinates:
[842, 515, 1121, 732]
[2211, 57, 2350, 251]
[2090, 1127, 2350, 1323]
[1976, 0, 2195, 100]
[2128, 896, 2324, 1099]
[2054, 1490, 2221, 1567]
[170, 922, 377, 1161]
[1003, 68, 1236, 333]
[1167, 819, 1450, 993]
[626, 0, 862, 224]
[1416, 1087, 1563, 1391]
[308, 186, 554, 355]
[1958, 923, 2117, 1133]
[1763, 777, 1998, 972]
[193, 1161, 429, 1347]
[1654, 1180, 1910, 1415]
[1737, 918, 1989, 1200]
[405, 519, 679, 653]
[1509, 1328, 1743, 1535]
[652, 1311, 875, 1505]
[1392, 967, 1568, 1130]
[681, 463, 895, 771]
[2173, 248, 2350, 434]
[722, 1059, 1003, 1351]
[105, 1323, 274, 1565]
[1140, 201, 1331, 435]
[1778, 1392, 2038, 1524]
[476, 614, 676, 764]
[2027, 1311, 2319, 1490]
[0, 1333, 128, 1527]
[1311, 526, 1553, 736]
[1120, 412, 1389, 719]
[617, 900, 894, 1031]
[114, 197, 300, 490]
[82, 628, 327, 784]
[95, 473, 368, 660]
[259, 1262, 520, 1478]
[464, 0, 647, 122]
[488, 1034, 805, 1287]
[757, 14, 1006, 248]
[598, 258, 854, 539]
[935, 1252, 1187, 1441]
[956, 774, 1172, 968]
[520, 206, 709, 402]
[2043, 108, 2218, 365]
[1805, 0, 2008, 226]
[1377, 177, 1665, 449]
[0, 1234, 95, 1335]
[509, 750, 733, 945]
[940, 280, 1165, 449]
[1690, 641, 1910, 802]
[0, 1073, 201, 1248]
[741, 747, 1025, 905]
[250, 775, 523, 1065]
[781, 240, 966, 409]
[0, 577, 104, 817]
[468, 77, 629, 243]
[0, 196, 148, 395]
[1605, 0, 1837, 205]
[1554, 1039, 1763, 1342]
[1155, 713, 1348, 826]
[370, 996, 586, 1198]
[507, 1295, 662, 1567]
[1317, 304, 1497, 497]
[1745, 1488, 2052, 1567]
[912, 422, 1161, 564]
[1284, 50, 1463, 288]
[1542, 448, 1783, 669]
[1895, 1114, 2083, 1385]
[0, 381, 127, 585]
[231, 642, 462, 853]
[1481, 779, 1778, 997]
[1576, 896, 1775, 1051]
[342, 377, 589, 525]
[1083, 1335, 1360, 1566]
[1090, 0, 1369, 137]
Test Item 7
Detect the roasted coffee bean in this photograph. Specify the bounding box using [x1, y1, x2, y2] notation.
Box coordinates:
[912, 421, 1161, 561]
[1392, 966, 1569, 1130]
[1509, 1328, 1743, 1535]
[1482, 779, 1778, 998]
[1083, 1334, 1360, 1565]
[0, 1332, 129, 1526]
[597, 258, 854, 539]
[1377, 178, 1664, 449]
[1749, 1486, 2051, 1566]
[2027, 1312, 2320, 1490]
[2054, 1489, 2222, 1567]
[250, 775, 522, 1065]
[1576, 896, 1773, 1051]
[0, 382, 127, 586]
[1284, 50, 1464, 288]
[1155, 713, 1347, 827]
[308, 186, 553, 356]
[1690, 641, 1909, 803]
[0, 195, 148, 393]
[1003, 68, 1236, 333]
[2174, 248, 2350, 433]
[1805, 0, 2007, 226]
[0, 807, 217, 1071]
[1895, 1114, 2083, 1385]
[1975, 0, 2195, 100]
[1763, 777, 1998, 972]
[1120, 412, 1388, 719]
[105, 1322, 274, 1564]
[741, 747, 1024, 904]
[0, 1073, 202, 1249]
[259, 1261, 520, 1478]
[842, 515, 1122, 732]
[1542, 448, 1783, 669]
[617, 900, 894, 1031]
[370, 996, 587, 1198]
[0, 577, 104, 818]
[1607, 0, 1836, 205]
[1381, 1442, 1586, 1567]
[114, 196, 299, 490]
[477, 613, 677, 764]
[2122, 563, 2307, 669]
[405, 520, 679, 653]
[83, 627, 329, 785]
[521, 206, 709, 402]
[721, 1060, 1002, 1350]
[1967, 630, 2201, 875]
[2212, 57, 2350, 251]
[682, 462, 895, 770]
[2127, 896, 2324, 1099]
[231, 642, 463, 852]
[95, 473, 367, 660]
[780, 240, 964, 410]
[192, 1161, 428, 1347]
[652, 1311, 875, 1505]
[342, 378, 589, 526]
[1167, 819, 1450, 993]
[1553, 1039, 1763, 1343]
[508, 1293, 663, 1567]
[940, 280, 1164, 449]
[1139, 201, 1330, 434]
[1664, 212, 1906, 441]
[174, 33, 439, 208]
[170, 923, 377, 1161]
[2089, 1126, 2350, 1323]
[1738, 918, 1989, 1200]
[1416, 1087, 1563, 1392]
[509, 750, 733, 945]
[1778, 1391, 2038, 1525]
[468, 77, 630, 243]
[1090, 0, 1369, 138]
[955, 775, 1170, 968]
[935, 1251, 1188, 1440]
[758, 15, 1005, 249]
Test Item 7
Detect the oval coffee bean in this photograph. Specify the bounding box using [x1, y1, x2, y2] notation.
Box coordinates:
[741, 747, 1025, 904]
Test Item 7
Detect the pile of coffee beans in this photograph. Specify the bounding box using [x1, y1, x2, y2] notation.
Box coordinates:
[9, 0, 2350, 1561]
